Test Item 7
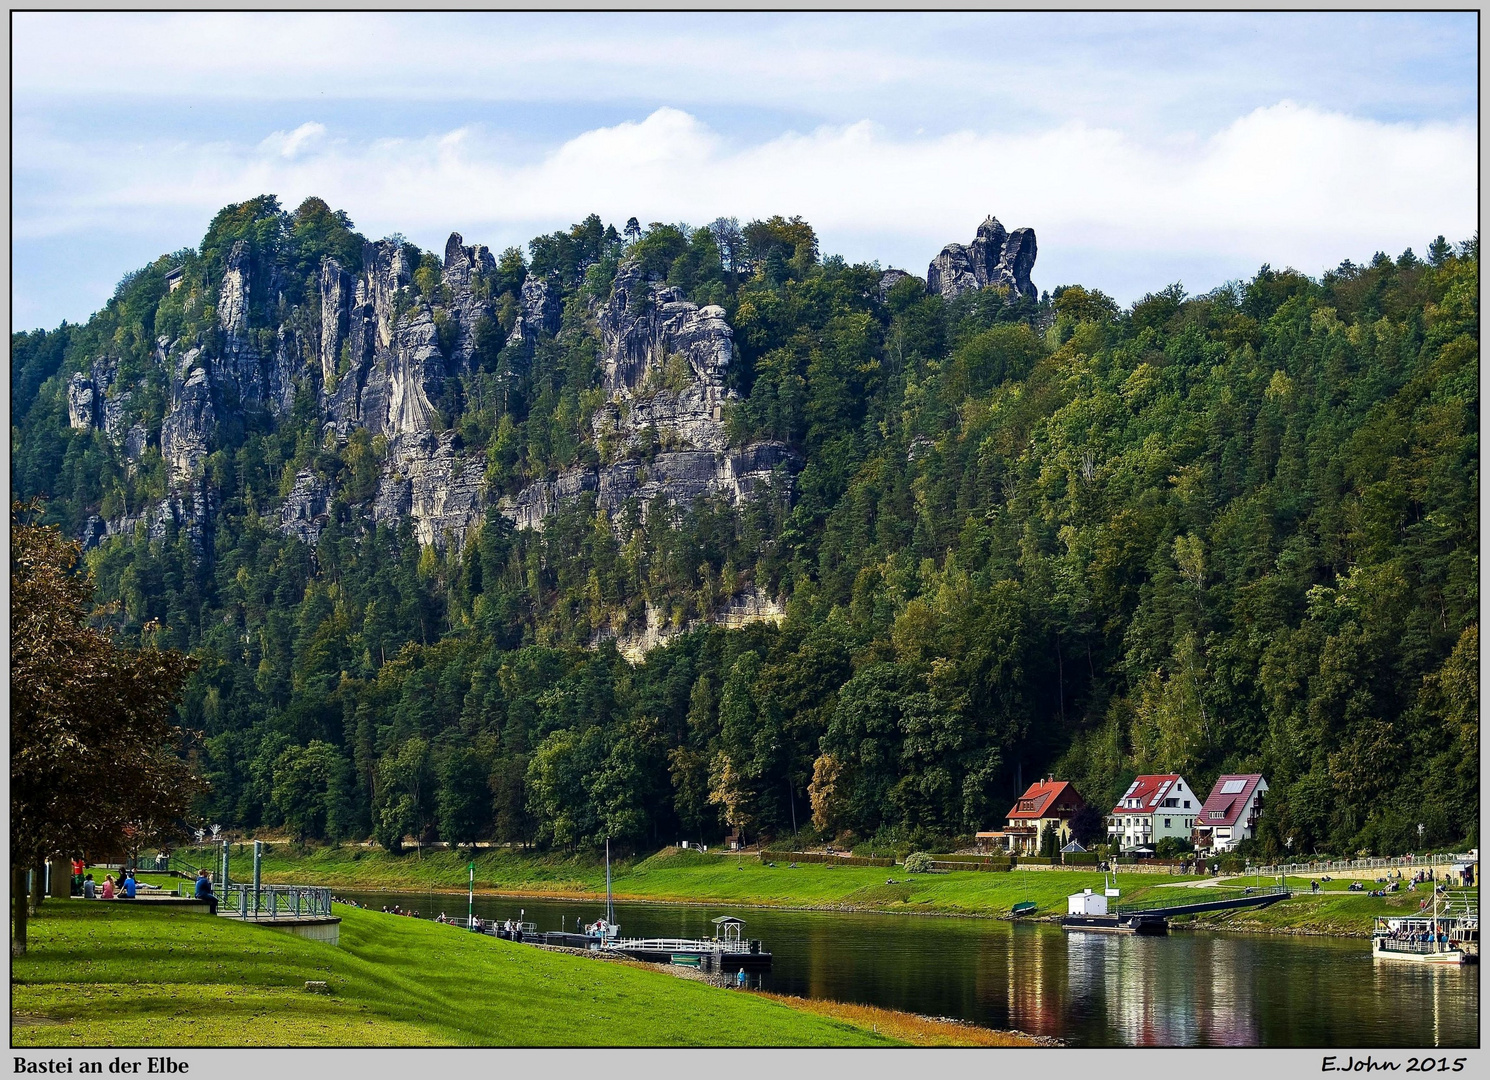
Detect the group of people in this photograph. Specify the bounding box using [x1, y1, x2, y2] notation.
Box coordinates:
[80, 870, 138, 900]
[380, 904, 420, 917]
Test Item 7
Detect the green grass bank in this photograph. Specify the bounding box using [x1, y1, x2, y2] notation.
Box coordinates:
[233, 845, 1458, 936]
[12, 899, 933, 1047]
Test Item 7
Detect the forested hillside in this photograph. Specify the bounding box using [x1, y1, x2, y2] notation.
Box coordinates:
[11, 196, 1478, 858]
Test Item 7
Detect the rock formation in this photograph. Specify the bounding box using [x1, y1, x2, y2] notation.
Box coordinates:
[75, 220, 806, 559]
[926, 216, 1037, 301]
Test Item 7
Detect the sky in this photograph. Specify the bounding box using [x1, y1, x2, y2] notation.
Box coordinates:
[11, 11, 1479, 332]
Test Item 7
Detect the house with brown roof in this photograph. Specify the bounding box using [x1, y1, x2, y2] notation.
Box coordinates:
[1193, 775, 1268, 852]
[977, 779, 1087, 855]
[1108, 774, 1199, 852]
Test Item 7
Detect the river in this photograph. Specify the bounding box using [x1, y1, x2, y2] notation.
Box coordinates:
[335, 888, 1479, 1047]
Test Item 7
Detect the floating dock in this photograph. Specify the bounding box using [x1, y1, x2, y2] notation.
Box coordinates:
[1062, 886, 1291, 934]
[489, 914, 771, 971]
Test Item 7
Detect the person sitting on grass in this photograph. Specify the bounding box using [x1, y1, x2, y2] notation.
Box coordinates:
[101, 874, 116, 899]
[82, 873, 96, 899]
[194, 868, 218, 915]
[121, 871, 137, 899]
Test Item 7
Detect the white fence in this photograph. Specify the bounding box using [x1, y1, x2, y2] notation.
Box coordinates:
[1257, 852, 1475, 876]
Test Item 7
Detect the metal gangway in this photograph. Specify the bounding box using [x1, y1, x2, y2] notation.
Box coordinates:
[1115, 884, 1290, 920]
[179, 880, 332, 920]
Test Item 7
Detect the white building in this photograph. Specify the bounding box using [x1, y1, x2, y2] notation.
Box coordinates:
[1108, 774, 1198, 852]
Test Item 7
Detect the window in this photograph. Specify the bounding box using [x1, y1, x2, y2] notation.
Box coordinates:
[1184, 800, 1191, 808]
[1162, 798, 1178, 807]
[1164, 818, 1172, 828]
[1209, 810, 1225, 820]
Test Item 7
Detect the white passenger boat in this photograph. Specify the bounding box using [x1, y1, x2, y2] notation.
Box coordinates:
[1372, 891, 1478, 964]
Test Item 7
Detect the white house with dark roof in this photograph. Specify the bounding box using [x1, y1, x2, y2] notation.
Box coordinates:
[1194, 774, 1268, 851]
[1107, 774, 1199, 851]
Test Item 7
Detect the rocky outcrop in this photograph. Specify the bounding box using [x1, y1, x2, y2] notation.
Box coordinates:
[282, 469, 335, 546]
[587, 257, 735, 457]
[878, 269, 912, 302]
[384, 310, 442, 437]
[374, 431, 486, 549]
[502, 441, 796, 533]
[160, 349, 215, 484]
[83, 480, 218, 552]
[67, 373, 97, 430]
[65, 355, 130, 438]
[440, 232, 496, 370]
[77, 216, 807, 558]
[506, 275, 561, 351]
[319, 257, 352, 389]
[596, 586, 787, 662]
[926, 216, 1037, 301]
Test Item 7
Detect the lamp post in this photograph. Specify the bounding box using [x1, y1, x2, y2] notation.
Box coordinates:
[468, 861, 475, 930]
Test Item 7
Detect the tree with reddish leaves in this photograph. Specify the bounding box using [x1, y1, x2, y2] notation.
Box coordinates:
[10, 501, 200, 954]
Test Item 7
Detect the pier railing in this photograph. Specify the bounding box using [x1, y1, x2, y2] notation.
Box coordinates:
[179, 882, 331, 919]
[605, 937, 729, 952]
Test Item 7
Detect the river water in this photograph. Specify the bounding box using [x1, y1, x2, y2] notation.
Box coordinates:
[336, 888, 1479, 1047]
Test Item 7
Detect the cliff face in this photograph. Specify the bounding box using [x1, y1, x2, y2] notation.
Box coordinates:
[69, 215, 1032, 565]
[69, 230, 806, 557]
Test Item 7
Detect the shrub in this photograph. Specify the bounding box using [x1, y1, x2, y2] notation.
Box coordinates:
[902, 852, 933, 873]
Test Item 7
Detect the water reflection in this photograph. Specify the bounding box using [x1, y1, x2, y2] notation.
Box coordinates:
[336, 889, 1478, 1047]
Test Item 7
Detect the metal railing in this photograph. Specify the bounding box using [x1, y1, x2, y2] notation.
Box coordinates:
[181, 883, 331, 919]
[604, 937, 728, 952]
[1258, 852, 1474, 875]
[1115, 883, 1287, 915]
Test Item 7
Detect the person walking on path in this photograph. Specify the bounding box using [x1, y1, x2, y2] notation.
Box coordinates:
[194, 869, 218, 916]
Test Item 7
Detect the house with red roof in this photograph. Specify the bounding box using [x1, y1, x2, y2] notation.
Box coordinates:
[1108, 774, 1199, 852]
[977, 779, 1087, 855]
[1193, 775, 1268, 852]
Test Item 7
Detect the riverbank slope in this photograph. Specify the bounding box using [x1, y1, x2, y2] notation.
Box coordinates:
[14, 900, 1038, 1046]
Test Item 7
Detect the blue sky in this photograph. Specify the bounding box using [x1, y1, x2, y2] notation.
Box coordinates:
[12, 11, 1478, 331]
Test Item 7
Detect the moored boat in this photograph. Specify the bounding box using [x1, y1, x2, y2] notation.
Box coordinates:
[1372, 891, 1478, 965]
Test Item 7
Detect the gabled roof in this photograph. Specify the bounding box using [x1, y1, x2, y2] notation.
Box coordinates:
[1110, 774, 1184, 816]
[1198, 775, 1267, 827]
[1006, 780, 1085, 820]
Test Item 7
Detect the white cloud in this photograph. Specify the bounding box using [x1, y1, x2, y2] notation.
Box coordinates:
[260, 121, 327, 159]
[14, 103, 1475, 306]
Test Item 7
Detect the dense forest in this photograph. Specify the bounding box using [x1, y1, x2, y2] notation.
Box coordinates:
[11, 196, 1478, 859]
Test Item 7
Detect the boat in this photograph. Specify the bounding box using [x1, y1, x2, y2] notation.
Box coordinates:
[488, 839, 772, 971]
[1372, 891, 1478, 965]
[1011, 901, 1038, 918]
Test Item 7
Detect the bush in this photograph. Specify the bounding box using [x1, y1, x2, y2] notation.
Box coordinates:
[902, 852, 933, 873]
[1155, 837, 1193, 859]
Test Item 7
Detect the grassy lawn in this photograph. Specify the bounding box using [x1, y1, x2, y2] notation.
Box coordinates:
[12, 899, 925, 1047]
[243, 844, 1205, 914]
[151, 845, 1463, 937]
